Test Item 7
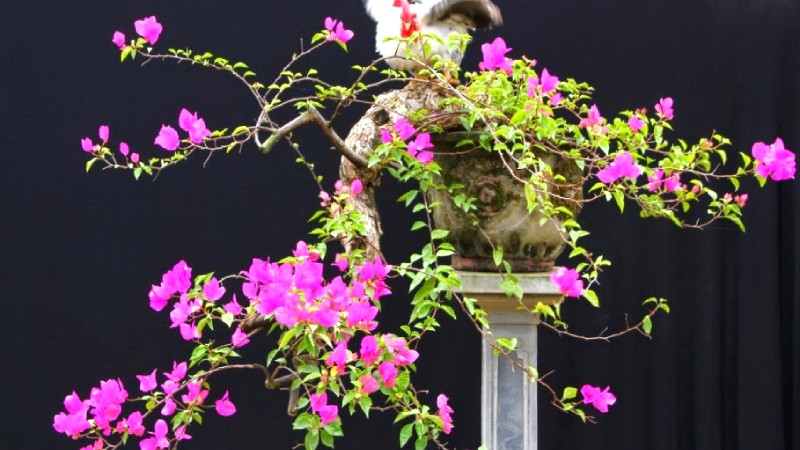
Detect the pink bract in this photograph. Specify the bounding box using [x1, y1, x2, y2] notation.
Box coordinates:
[550, 267, 584, 297]
[215, 391, 237, 417]
[154, 125, 180, 151]
[479, 37, 513, 74]
[134, 16, 163, 45]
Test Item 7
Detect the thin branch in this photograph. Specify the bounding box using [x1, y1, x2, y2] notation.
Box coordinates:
[256, 107, 368, 169]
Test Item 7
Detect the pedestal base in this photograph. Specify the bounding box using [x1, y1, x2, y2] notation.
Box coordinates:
[456, 271, 560, 450]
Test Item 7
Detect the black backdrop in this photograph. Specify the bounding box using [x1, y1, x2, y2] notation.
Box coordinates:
[1, 1, 798, 449]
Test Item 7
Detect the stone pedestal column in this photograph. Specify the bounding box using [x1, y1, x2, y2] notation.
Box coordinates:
[456, 271, 560, 450]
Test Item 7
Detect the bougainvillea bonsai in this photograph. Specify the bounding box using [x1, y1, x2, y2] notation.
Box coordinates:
[56, 13, 795, 450]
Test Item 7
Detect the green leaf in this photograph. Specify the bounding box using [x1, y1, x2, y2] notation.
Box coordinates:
[582, 289, 599, 308]
[562, 386, 577, 400]
[305, 430, 320, 450]
[430, 229, 449, 240]
[292, 413, 314, 430]
[510, 108, 529, 126]
[358, 396, 371, 417]
[612, 189, 625, 212]
[642, 315, 653, 335]
[496, 337, 518, 352]
[320, 429, 334, 448]
[85, 158, 98, 172]
[399, 423, 413, 448]
[220, 312, 234, 328]
[492, 247, 504, 267]
[414, 436, 428, 450]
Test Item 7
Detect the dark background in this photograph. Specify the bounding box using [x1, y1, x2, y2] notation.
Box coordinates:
[1, 1, 798, 449]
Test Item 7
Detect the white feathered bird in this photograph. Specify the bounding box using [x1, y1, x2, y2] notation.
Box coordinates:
[363, 0, 503, 75]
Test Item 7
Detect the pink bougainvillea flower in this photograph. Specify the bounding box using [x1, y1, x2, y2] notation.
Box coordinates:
[359, 374, 379, 394]
[333, 253, 348, 272]
[231, 327, 250, 348]
[752, 137, 796, 181]
[52, 392, 91, 438]
[130, 153, 140, 163]
[161, 397, 176, 416]
[380, 128, 394, 144]
[140, 419, 170, 450]
[324, 17, 354, 44]
[203, 277, 225, 302]
[181, 380, 209, 405]
[112, 31, 126, 49]
[326, 341, 349, 372]
[579, 104, 605, 129]
[154, 125, 180, 151]
[179, 322, 200, 341]
[394, 117, 416, 140]
[526, 68, 558, 97]
[310, 392, 339, 425]
[735, 194, 748, 207]
[663, 172, 681, 192]
[436, 394, 454, 434]
[134, 16, 163, 45]
[178, 108, 211, 144]
[479, 37, 513, 74]
[351, 179, 363, 197]
[550, 92, 563, 106]
[550, 267, 584, 297]
[115, 411, 145, 436]
[655, 97, 674, 120]
[597, 152, 642, 184]
[407, 133, 434, 163]
[223, 294, 243, 315]
[360, 335, 381, 366]
[646, 168, 664, 192]
[628, 115, 644, 133]
[378, 361, 398, 387]
[136, 369, 157, 393]
[164, 361, 187, 383]
[87, 378, 128, 434]
[215, 390, 237, 417]
[175, 425, 192, 441]
[580, 384, 617, 413]
[346, 300, 379, 330]
[98, 125, 109, 142]
[119, 142, 130, 156]
[81, 137, 94, 153]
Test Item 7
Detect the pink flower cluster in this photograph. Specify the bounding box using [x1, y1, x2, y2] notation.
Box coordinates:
[54, 360, 236, 449]
[381, 117, 434, 164]
[579, 104, 608, 134]
[526, 68, 562, 106]
[597, 152, 642, 184]
[155, 108, 212, 151]
[242, 241, 391, 330]
[53, 379, 128, 438]
[479, 37, 513, 74]
[550, 267, 584, 297]
[646, 169, 681, 192]
[655, 97, 674, 120]
[580, 384, 617, 413]
[723, 192, 748, 207]
[111, 16, 163, 49]
[81, 125, 141, 163]
[359, 333, 419, 388]
[310, 392, 339, 425]
[752, 137, 795, 181]
[324, 17, 354, 44]
[436, 394, 454, 434]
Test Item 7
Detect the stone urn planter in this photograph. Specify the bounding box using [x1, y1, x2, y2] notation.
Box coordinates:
[427, 131, 583, 272]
